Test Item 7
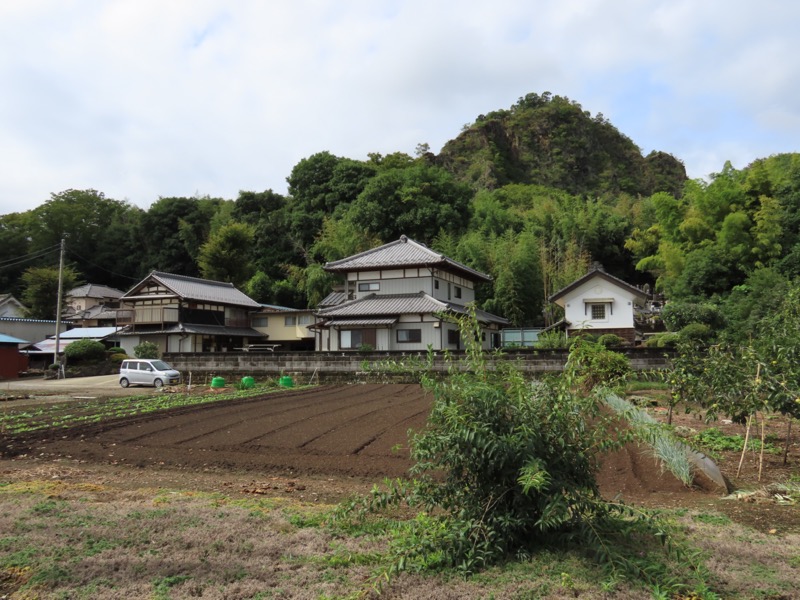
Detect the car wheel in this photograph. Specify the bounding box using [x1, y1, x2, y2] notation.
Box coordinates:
[153, 378, 163, 388]
[120, 378, 130, 388]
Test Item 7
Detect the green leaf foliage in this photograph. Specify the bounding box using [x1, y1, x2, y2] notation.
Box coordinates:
[63, 339, 107, 363]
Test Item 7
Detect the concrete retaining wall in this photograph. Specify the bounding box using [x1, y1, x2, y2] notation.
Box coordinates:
[164, 348, 672, 384]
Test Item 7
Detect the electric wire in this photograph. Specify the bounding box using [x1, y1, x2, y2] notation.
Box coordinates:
[65, 247, 141, 281]
[0, 244, 61, 271]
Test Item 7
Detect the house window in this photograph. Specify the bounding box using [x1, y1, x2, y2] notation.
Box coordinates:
[358, 282, 380, 292]
[298, 315, 312, 325]
[340, 329, 376, 349]
[454, 286, 462, 299]
[284, 316, 297, 326]
[252, 316, 269, 327]
[447, 329, 460, 345]
[434, 280, 439, 290]
[590, 304, 606, 320]
[396, 329, 422, 343]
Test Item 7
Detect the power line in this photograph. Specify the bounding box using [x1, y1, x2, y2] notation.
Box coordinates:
[65, 247, 141, 281]
[0, 244, 61, 271]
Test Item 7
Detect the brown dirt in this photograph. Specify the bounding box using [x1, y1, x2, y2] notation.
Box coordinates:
[2, 384, 798, 532]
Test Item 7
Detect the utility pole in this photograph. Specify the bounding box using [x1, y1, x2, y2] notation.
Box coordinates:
[53, 237, 65, 378]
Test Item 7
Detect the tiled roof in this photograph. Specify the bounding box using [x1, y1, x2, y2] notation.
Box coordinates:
[123, 271, 261, 308]
[316, 292, 448, 317]
[323, 235, 491, 282]
[117, 324, 264, 337]
[315, 292, 509, 325]
[318, 291, 346, 308]
[68, 284, 125, 299]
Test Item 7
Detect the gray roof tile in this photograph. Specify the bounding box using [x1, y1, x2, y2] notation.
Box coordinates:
[324, 235, 491, 282]
[124, 272, 261, 308]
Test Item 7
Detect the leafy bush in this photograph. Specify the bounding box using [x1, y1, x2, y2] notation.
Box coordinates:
[565, 338, 631, 393]
[597, 333, 625, 347]
[343, 310, 686, 586]
[661, 302, 724, 332]
[134, 341, 159, 359]
[644, 332, 681, 348]
[535, 330, 569, 349]
[106, 346, 124, 354]
[679, 323, 713, 343]
[109, 353, 128, 363]
[64, 339, 107, 363]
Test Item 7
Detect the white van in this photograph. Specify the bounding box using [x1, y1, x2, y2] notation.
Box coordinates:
[119, 359, 182, 388]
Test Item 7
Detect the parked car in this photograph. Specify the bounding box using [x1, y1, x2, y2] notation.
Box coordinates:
[119, 359, 181, 388]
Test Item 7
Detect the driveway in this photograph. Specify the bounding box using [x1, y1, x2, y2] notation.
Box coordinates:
[1, 374, 138, 403]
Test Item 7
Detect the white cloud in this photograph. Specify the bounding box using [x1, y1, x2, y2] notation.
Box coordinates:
[0, 0, 799, 213]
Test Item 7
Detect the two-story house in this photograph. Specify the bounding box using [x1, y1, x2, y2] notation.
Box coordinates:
[313, 235, 508, 351]
[116, 271, 264, 354]
[64, 283, 125, 327]
[250, 304, 316, 351]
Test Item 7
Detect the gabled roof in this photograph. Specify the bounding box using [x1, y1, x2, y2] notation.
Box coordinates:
[323, 235, 491, 283]
[122, 271, 261, 308]
[549, 268, 648, 304]
[67, 284, 125, 299]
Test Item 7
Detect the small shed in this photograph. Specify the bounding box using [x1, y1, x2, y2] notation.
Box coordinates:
[0, 333, 30, 379]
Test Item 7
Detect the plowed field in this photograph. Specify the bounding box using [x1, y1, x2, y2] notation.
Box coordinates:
[13, 384, 431, 479]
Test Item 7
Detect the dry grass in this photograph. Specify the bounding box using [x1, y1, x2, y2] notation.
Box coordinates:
[1, 468, 799, 600]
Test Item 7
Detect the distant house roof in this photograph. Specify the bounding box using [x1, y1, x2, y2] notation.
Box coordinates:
[67, 284, 125, 300]
[318, 291, 346, 308]
[0, 333, 29, 345]
[116, 324, 265, 338]
[316, 292, 508, 326]
[27, 327, 119, 354]
[323, 235, 492, 283]
[549, 268, 648, 305]
[122, 271, 261, 308]
[257, 304, 314, 314]
[59, 327, 120, 339]
[0, 294, 27, 318]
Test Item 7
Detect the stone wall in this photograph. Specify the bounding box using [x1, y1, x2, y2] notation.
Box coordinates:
[163, 348, 672, 384]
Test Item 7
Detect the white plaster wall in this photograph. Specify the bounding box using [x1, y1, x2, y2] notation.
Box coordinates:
[562, 278, 638, 331]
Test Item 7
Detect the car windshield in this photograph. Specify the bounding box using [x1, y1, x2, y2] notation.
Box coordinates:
[150, 360, 172, 370]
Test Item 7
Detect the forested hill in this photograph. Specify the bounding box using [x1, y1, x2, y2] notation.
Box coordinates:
[434, 92, 687, 197]
[2, 92, 799, 335]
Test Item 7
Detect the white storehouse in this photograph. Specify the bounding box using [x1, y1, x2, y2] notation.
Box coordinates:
[548, 265, 648, 344]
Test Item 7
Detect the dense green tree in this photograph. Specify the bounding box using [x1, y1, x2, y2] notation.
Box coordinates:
[20, 265, 80, 319]
[346, 163, 471, 244]
[27, 189, 142, 287]
[197, 222, 256, 287]
[233, 189, 299, 280]
[285, 152, 377, 249]
[139, 196, 227, 276]
[0, 212, 35, 293]
[245, 271, 273, 304]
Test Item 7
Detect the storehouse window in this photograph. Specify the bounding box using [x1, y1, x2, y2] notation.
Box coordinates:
[358, 282, 380, 292]
[590, 304, 606, 320]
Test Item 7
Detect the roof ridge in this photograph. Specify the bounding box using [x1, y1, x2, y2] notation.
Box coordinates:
[152, 271, 236, 288]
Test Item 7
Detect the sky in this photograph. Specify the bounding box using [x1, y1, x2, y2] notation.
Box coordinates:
[1, 0, 799, 215]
